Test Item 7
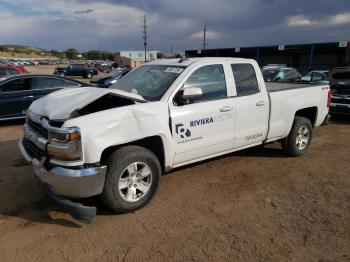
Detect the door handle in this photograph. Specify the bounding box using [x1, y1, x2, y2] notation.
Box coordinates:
[256, 101, 266, 106]
[24, 95, 34, 99]
[220, 106, 233, 112]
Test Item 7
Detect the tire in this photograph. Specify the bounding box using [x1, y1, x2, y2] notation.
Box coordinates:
[282, 116, 313, 157]
[101, 146, 161, 213]
[60, 72, 65, 77]
[86, 72, 92, 79]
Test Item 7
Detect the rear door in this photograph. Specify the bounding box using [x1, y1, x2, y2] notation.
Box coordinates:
[0, 78, 31, 119]
[230, 63, 269, 148]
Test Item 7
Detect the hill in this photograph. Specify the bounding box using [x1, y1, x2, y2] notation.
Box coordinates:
[0, 44, 57, 58]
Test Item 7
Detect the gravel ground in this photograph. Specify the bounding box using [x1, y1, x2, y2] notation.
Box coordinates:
[0, 66, 349, 261]
[0, 118, 349, 261]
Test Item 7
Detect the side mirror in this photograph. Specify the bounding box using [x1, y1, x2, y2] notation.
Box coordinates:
[176, 86, 203, 105]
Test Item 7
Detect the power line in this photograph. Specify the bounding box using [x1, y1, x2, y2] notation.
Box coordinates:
[142, 14, 148, 62]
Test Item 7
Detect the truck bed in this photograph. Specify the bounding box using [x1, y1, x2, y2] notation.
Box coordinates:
[266, 82, 317, 92]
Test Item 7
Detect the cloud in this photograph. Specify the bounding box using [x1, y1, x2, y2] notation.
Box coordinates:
[0, 0, 349, 52]
[190, 30, 222, 40]
[287, 15, 316, 26]
[287, 12, 350, 27]
[75, 9, 94, 14]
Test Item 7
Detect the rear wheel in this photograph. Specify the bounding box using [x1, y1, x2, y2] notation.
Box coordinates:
[86, 72, 92, 79]
[282, 116, 312, 156]
[101, 146, 161, 213]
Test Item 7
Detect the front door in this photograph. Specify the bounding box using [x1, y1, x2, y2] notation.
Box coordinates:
[170, 63, 236, 165]
[0, 78, 31, 119]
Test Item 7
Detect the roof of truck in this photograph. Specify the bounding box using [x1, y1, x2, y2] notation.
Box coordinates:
[146, 57, 255, 67]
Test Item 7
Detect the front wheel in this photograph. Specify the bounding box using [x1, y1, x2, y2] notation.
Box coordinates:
[282, 116, 313, 156]
[101, 146, 161, 213]
[86, 72, 92, 79]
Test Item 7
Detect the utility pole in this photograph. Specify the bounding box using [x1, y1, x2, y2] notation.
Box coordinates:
[98, 40, 101, 60]
[142, 14, 148, 62]
[203, 24, 207, 50]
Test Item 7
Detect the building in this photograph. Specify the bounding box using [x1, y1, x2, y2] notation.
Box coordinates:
[185, 41, 350, 74]
[113, 51, 158, 68]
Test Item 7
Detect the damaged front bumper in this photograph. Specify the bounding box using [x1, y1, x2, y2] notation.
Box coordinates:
[19, 138, 107, 223]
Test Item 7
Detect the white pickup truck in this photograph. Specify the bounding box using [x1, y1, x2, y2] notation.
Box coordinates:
[19, 58, 330, 222]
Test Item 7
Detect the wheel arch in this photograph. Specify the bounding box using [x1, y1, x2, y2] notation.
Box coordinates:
[294, 106, 318, 127]
[100, 135, 166, 172]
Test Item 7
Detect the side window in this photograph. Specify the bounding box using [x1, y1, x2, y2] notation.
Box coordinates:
[31, 77, 65, 89]
[0, 68, 7, 76]
[231, 64, 259, 96]
[0, 78, 31, 92]
[184, 64, 227, 101]
[312, 72, 325, 82]
[6, 68, 19, 75]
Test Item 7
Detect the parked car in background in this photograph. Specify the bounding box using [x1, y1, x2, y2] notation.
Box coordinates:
[54, 64, 98, 79]
[0, 74, 90, 121]
[301, 70, 329, 83]
[328, 67, 350, 115]
[0, 58, 13, 65]
[90, 68, 131, 88]
[262, 65, 302, 82]
[0, 65, 28, 79]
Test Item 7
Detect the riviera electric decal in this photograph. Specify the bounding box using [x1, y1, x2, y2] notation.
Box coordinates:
[175, 112, 234, 144]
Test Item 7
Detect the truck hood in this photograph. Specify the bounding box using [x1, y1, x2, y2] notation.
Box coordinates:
[29, 87, 146, 120]
[329, 67, 350, 95]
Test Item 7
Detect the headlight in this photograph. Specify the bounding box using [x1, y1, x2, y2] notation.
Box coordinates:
[47, 127, 82, 161]
[48, 127, 80, 143]
[105, 79, 117, 85]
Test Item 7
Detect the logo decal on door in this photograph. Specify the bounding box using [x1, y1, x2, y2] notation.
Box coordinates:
[175, 123, 191, 138]
[175, 123, 203, 144]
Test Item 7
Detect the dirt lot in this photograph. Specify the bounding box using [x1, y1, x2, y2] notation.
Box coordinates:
[0, 65, 349, 261]
[0, 116, 349, 262]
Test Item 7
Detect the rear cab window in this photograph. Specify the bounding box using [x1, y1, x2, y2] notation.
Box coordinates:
[231, 64, 259, 96]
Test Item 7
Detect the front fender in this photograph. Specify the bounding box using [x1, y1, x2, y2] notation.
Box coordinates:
[64, 102, 174, 167]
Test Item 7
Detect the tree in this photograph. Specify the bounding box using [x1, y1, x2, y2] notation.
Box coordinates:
[82, 50, 114, 61]
[65, 48, 78, 59]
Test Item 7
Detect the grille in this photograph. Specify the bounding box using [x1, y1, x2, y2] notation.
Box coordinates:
[28, 119, 48, 139]
[331, 95, 350, 105]
[23, 138, 46, 160]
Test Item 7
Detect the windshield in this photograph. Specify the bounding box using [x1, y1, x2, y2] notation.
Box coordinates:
[105, 69, 128, 78]
[109, 65, 186, 101]
[262, 69, 279, 80]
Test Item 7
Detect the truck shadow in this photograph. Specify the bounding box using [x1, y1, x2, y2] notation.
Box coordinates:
[0, 139, 85, 228]
[330, 114, 350, 125]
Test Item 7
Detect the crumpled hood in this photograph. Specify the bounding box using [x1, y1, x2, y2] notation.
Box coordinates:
[29, 87, 145, 120]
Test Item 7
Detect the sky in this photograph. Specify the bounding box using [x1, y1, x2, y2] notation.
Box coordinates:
[0, 0, 349, 53]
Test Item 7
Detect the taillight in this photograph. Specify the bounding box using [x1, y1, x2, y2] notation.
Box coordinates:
[327, 89, 332, 108]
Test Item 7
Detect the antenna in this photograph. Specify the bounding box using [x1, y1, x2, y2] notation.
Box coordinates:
[142, 14, 148, 62]
[203, 24, 207, 50]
